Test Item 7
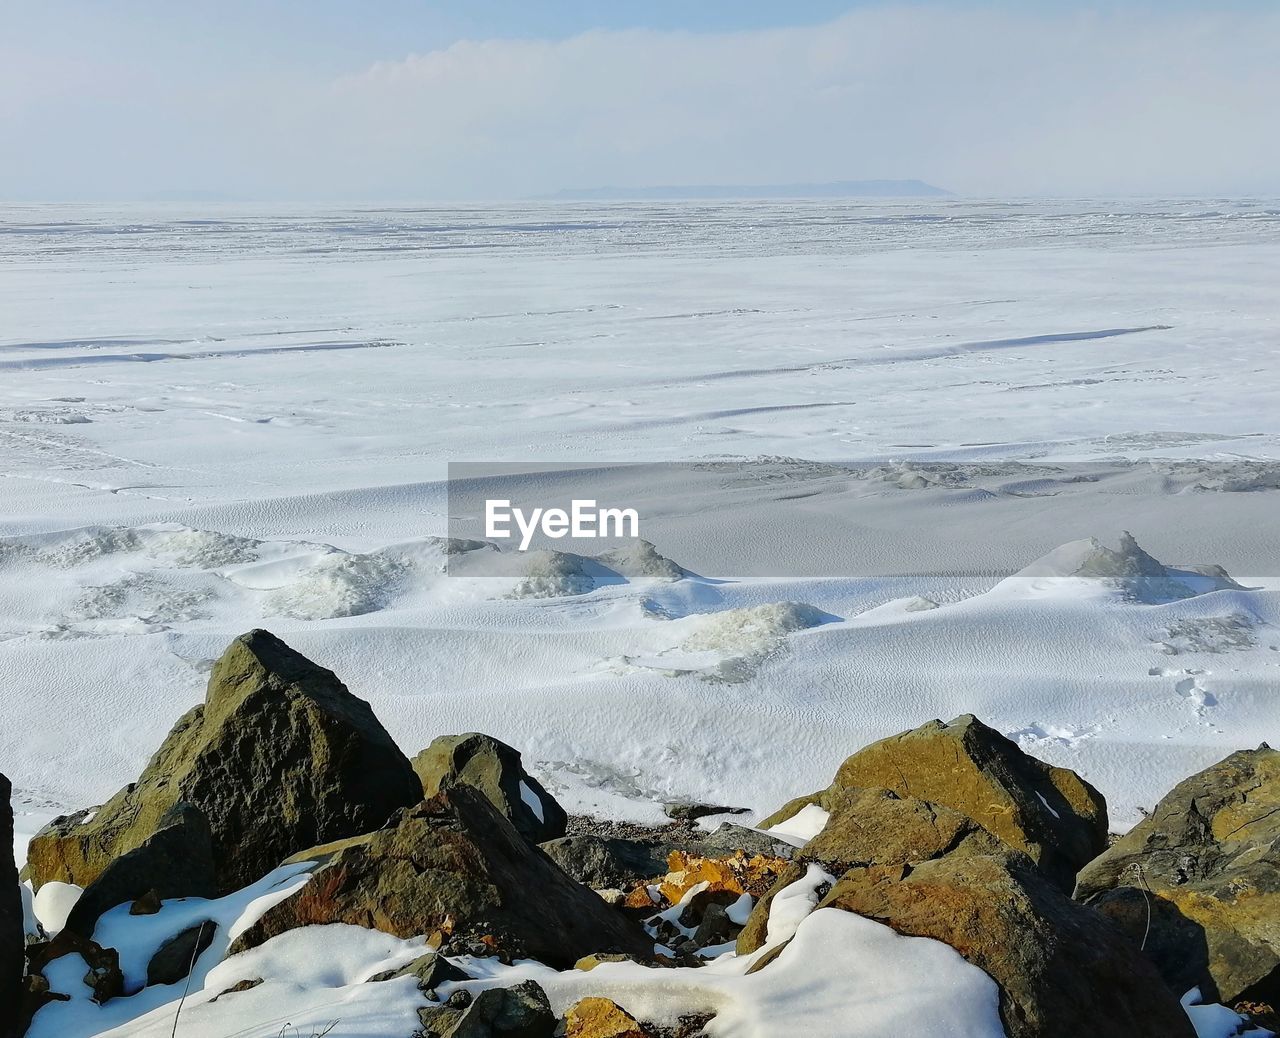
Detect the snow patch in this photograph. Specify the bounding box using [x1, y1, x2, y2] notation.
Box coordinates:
[762, 805, 831, 847]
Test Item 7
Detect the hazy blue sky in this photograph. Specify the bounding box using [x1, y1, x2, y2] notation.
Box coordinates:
[3, 1, 1277, 200]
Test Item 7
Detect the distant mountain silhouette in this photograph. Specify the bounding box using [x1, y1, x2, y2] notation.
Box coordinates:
[541, 179, 952, 200]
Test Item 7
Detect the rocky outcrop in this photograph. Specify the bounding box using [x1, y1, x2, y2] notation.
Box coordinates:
[28, 630, 423, 894]
[821, 852, 1193, 1038]
[775, 714, 1108, 891]
[1075, 745, 1280, 1006]
[64, 802, 216, 937]
[736, 723, 1190, 1037]
[230, 785, 650, 968]
[1, 774, 22, 1038]
[414, 733, 567, 843]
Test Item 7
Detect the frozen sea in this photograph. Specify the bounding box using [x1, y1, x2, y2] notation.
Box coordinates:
[3, 198, 1280, 850]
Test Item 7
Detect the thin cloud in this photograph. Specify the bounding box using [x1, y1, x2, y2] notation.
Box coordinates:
[4, 5, 1278, 200]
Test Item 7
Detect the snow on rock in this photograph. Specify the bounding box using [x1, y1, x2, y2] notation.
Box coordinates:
[616, 601, 833, 682]
[507, 550, 597, 599]
[32, 880, 82, 934]
[762, 804, 831, 847]
[1003, 531, 1249, 603]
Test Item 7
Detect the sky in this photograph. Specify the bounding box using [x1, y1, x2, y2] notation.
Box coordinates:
[2, 1, 1278, 201]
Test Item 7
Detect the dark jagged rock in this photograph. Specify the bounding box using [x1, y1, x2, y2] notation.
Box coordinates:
[820, 852, 1193, 1038]
[209, 977, 263, 1001]
[1, 774, 22, 1038]
[764, 715, 1108, 891]
[367, 950, 470, 990]
[418, 979, 555, 1037]
[28, 630, 423, 895]
[1075, 745, 1280, 1005]
[64, 802, 216, 936]
[146, 919, 216, 986]
[414, 733, 567, 843]
[25, 930, 123, 1005]
[229, 786, 651, 968]
[662, 802, 747, 823]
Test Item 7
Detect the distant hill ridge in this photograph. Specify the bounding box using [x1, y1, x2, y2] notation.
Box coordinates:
[542, 179, 951, 200]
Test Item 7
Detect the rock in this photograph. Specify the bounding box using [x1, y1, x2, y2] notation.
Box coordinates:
[538, 836, 670, 889]
[573, 952, 650, 972]
[146, 919, 216, 986]
[563, 996, 647, 1038]
[17, 973, 69, 1026]
[692, 902, 738, 948]
[805, 786, 1006, 869]
[64, 802, 216, 936]
[818, 852, 1193, 1038]
[420, 980, 555, 1037]
[662, 802, 747, 823]
[28, 630, 423, 895]
[209, 977, 263, 1001]
[697, 823, 794, 861]
[737, 786, 1006, 957]
[367, 950, 470, 989]
[1, 773, 22, 1038]
[734, 862, 814, 957]
[26, 929, 123, 1005]
[229, 786, 650, 968]
[797, 714, 1108, 891]
[414, 733, 567, 843]
[129, 890, 162, 915]
[1075, 745, 1280, 1005]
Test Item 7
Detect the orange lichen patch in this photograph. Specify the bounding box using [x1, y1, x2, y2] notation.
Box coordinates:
[624, 885, 660, 910]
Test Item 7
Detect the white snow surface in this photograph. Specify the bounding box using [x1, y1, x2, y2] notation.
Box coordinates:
[5, 198, 1278, 1038]
[3, 199, 1280, 836]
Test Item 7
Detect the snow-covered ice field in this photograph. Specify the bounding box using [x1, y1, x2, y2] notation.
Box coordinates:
[3, 197, 1280, 857]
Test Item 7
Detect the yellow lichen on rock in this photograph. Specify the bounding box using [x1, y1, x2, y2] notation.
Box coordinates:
[563, 996, 647, 1038]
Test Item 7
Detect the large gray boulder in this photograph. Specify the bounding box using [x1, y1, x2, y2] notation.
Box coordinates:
[1075, 745, 1280, 1006]
[28, 630, 423, 895]
[414, 733, 567, 843]
[1, 773, 22, 1038]
[230, 785, 651, 969]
